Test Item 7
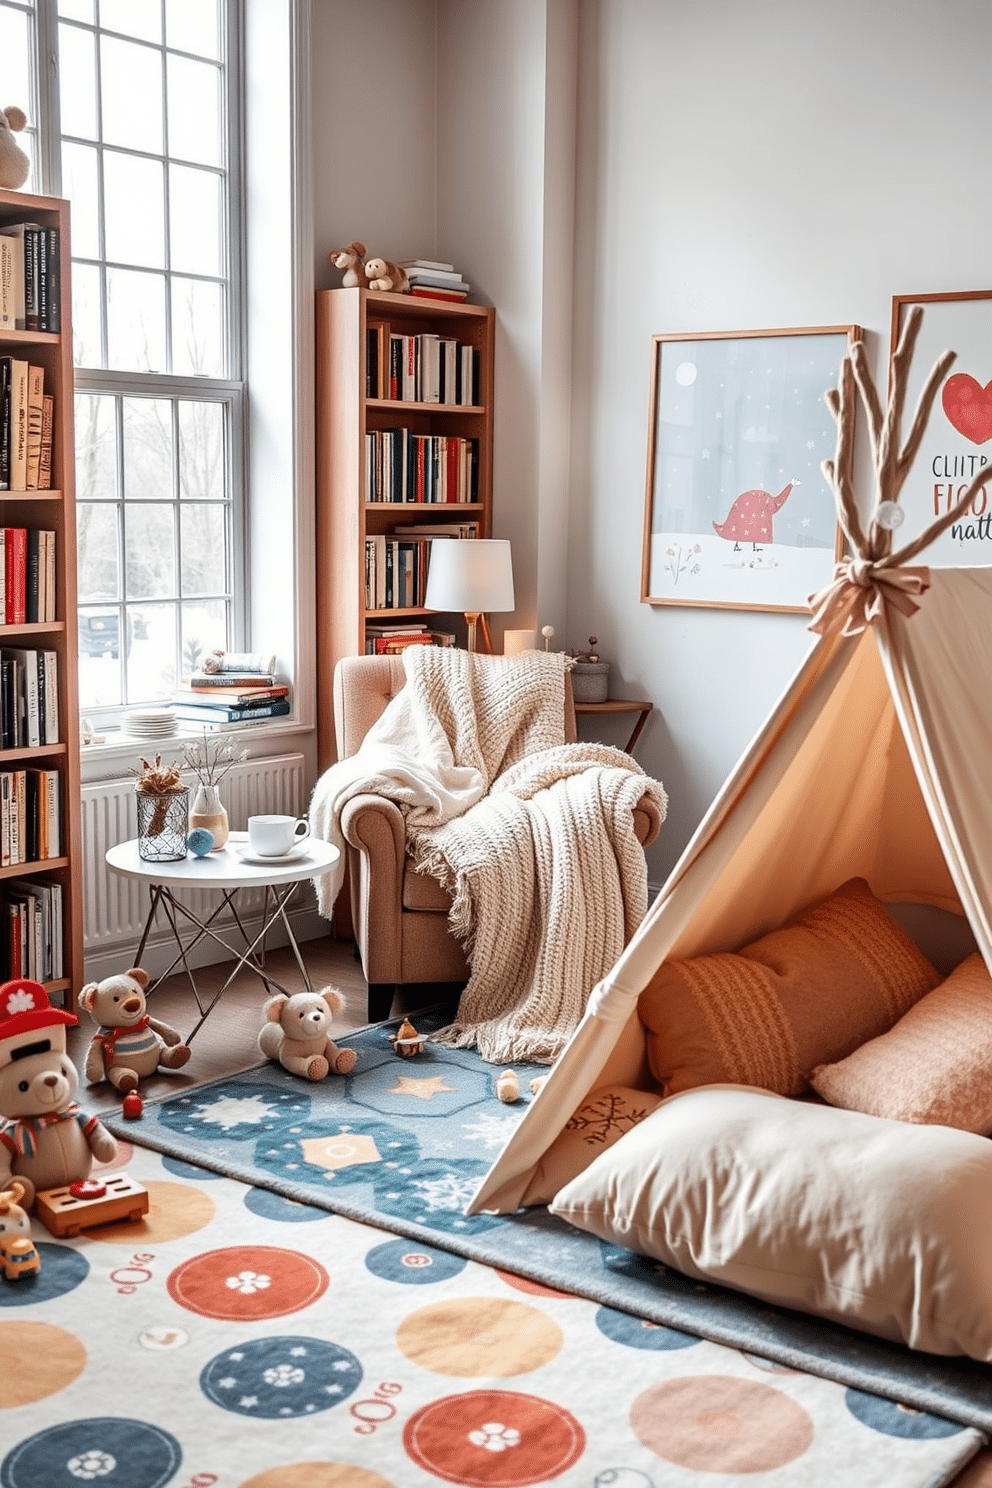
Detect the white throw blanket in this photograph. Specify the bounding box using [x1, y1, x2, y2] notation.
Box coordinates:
[310, 647, 667, 1064]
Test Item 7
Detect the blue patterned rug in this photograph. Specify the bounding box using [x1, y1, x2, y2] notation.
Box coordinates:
[106, 1009, 992, 1435]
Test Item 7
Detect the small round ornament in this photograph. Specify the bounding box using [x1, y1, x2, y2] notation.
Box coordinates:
[187, 827, 215, 857]
[875, 500, 905, 531]
[122, 1091, 144, 1120]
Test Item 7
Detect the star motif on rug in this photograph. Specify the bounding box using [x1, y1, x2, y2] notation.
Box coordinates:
[387, 1073, 457, 1101]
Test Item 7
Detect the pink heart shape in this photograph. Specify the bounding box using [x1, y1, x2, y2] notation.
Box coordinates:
[942, 373, 992, 445]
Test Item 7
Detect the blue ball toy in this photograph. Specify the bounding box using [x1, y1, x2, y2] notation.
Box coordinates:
[187, 827, 215, 857]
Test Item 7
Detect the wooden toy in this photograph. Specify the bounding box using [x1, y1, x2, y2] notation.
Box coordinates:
[389, 1018, 425, 1057]
[35, 1171, 149, 1237]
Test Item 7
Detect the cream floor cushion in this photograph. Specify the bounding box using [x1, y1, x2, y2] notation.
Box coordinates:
[549, 1085, 992, 1362]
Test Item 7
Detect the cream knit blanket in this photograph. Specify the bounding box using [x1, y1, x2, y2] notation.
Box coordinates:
[309, 646, 667, 1064]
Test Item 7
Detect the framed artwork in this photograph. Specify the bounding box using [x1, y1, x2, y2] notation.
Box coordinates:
[640, 324, 860, 611]
[889, 290, 992, 568]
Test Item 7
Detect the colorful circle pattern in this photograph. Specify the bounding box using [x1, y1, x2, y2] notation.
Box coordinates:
[629, 1375, 815, 1473]
[0, 1418, 181, 1488]
[365, 1236, 467, 1283]
[404, 1389, 585, 1486]
[396, 1297, 564, 1377]
[844, 1387, 966, 1438]
[200, 1336, 362, 1419]
[595, 1303, 700, 1351]
[167, 1245, 329, 1320]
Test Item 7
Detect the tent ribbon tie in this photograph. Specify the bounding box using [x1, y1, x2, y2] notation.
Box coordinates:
[807, 558, 931, 636]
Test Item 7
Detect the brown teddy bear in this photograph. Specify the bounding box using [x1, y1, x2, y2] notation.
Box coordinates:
[363, 256, 409, 294]
[0, 106, 30, 191]
[257, 988, 357, 1080]
[328, 240, 367, 288]
[0, 979, 117, 1208]
[80, 967, 191, 1094]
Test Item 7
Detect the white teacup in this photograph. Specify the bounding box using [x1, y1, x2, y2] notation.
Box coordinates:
[247, 814, 311, 856]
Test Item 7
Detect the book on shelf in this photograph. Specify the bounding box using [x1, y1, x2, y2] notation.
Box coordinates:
[3, 648, 40, 747]
[24, 364, 44, 490]
[0, 358, 29, 491]
[409, 287, 469, 303]
[2, 528, 28, 623]
[400, 259, 456, 273]
[365, 430, 479, 504]
[369, 630, 456, 654]
[169, 697, 292, 725]
[5, 875, 60, 982]
[186, 670, 278, 689]
[0, 765, 59, 865]
[173, 682, 289, 705]
[0, 649, 58, 749]
[0, 229, 24, 330]
[38, 395, 54, 489]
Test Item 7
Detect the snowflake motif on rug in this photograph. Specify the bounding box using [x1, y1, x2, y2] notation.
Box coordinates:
[67, 1450, 115, 1481]
[159, 1081, 311, 1140]
[460, 1108, 526, 1150]
[373, 1157, 501, 1234]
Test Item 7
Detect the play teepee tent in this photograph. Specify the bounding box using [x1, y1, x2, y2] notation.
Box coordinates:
[468, 305, 992, 1217]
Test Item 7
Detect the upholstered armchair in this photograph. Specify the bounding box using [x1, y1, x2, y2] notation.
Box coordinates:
[333, 654, 663, 1024]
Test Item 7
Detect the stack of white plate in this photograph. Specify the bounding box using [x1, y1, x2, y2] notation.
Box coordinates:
[120, 707, 178, 740]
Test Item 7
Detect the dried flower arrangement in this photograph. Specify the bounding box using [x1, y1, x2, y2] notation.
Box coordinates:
[131, 753, 185, 836]
[180, 729, 249, 790]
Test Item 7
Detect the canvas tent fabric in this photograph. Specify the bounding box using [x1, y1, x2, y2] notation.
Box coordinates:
[468, 566, 992, 1216]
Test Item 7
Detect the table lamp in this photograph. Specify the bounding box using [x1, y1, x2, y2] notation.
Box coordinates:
[424, 539, 515, 653]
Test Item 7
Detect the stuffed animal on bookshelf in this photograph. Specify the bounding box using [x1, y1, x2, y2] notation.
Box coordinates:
[329, 240, 367, 288]
[0, 106, 30, 190]
[0, 978, 117, 1208]
[257, 987, 358, 1080]
[363, 256, 409, 295]
[80, 967, 191, 1094]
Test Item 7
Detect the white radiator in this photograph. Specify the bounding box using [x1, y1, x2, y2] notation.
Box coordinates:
[82, 753, 311, 977]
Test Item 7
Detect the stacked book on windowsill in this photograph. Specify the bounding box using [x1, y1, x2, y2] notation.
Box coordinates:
[170, 672, 291, 727]
[401, 260, 471, 302]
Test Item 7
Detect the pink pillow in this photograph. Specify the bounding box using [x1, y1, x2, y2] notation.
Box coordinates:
[810, 952, 992, 1133]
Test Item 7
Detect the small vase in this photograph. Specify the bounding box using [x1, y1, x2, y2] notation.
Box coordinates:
[189, 784, 229, 850]
[136, 787, 189, 861]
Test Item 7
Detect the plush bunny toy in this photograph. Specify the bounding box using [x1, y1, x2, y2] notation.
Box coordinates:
[0, 107, 30, 190]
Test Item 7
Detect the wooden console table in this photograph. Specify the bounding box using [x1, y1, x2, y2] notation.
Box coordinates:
[574, 698, 653, 755]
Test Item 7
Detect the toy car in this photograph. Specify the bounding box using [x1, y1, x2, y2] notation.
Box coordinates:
[0, 1234, 41, 1280]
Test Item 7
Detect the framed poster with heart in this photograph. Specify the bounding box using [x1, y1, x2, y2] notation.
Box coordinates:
[890, 289, 992, 567]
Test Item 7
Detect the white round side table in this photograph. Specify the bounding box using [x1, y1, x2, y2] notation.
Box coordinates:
[105, 831, 340, 1042]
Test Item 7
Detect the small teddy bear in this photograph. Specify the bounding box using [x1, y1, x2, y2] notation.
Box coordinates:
[258, 988, 357, 1080]
[329, 240, 367, 288]
[363, 256, 409, 294]
[0, 979, 117, 1209]
[80, 967, 191, 1094]
[0, 107, 30, 191]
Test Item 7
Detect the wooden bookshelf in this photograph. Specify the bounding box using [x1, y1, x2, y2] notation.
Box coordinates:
[0, 190, 81, 1010]
[315, 287, 495, 769]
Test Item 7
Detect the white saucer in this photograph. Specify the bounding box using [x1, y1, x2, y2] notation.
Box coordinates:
[237, 840, 313, 866]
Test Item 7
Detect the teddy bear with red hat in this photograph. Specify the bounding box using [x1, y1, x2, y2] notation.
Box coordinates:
[0, 978, 117, 1208]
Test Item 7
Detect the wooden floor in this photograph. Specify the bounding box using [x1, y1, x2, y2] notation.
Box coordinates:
[67, 930, 460, 1116]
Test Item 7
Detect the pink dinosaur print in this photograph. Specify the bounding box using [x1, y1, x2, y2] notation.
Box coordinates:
[712, 481, 796, 549]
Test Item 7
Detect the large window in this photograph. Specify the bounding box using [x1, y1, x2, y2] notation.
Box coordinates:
[1, 0, 244, 717]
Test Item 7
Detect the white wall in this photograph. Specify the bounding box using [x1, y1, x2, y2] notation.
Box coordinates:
[568, 0, 992, 883]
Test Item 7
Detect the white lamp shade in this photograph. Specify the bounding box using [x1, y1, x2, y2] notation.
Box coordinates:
[424, 539, 515, 614]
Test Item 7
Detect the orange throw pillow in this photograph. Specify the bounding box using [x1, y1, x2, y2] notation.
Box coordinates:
[810, 951, 992, 1132]
[638, 878, 941, 1097]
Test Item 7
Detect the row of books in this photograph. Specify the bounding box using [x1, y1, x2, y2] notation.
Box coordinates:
[1, 648, 59, 749]
[366, 325, 479, 405]
[400, 259, 471, 303]
[0, 222, 61, 333]
[365, 623, 455, 654]
[364, 530, 483, 612]
[0, 767, 62, 865]
[0, 359, 55, 491]
[1, 529, 57, 624]
[170, 678, 291, 727]
[365, 430, 480, 505]
[1, 877, 64, 983]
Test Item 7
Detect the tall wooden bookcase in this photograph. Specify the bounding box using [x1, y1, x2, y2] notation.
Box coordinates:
[0, 190, 82, 1010]
[315, 287, 495, 769]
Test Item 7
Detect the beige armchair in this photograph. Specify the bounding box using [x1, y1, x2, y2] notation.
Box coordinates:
[333, 653, 662, 1024]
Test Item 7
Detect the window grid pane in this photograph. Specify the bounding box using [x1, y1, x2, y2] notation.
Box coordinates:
[51, 0, 242, 715]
